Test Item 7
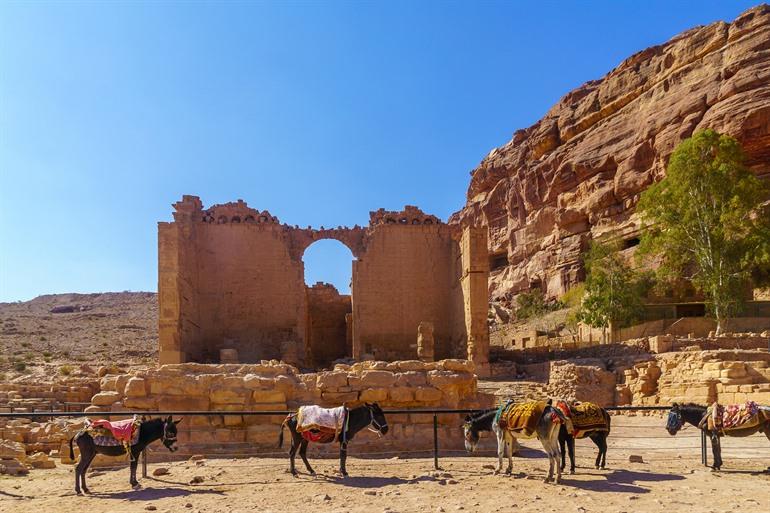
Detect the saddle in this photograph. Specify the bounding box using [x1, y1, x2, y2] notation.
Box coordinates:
[295, 406, 347, 444]
[555, 400, 608, 438]
[86, 417, 141, 449]
[701, 401, 766, 433]
[495, 400, 548, 439]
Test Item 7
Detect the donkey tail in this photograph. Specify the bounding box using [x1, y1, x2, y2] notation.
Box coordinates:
[69, 435, 75, 461]
[277, 418, 286, 448]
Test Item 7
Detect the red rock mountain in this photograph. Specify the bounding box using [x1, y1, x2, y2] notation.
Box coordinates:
[450, 4, 770, 302]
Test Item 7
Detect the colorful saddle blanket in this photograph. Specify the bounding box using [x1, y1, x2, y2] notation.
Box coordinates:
[555, 400, 608, 438]
[495, 400, 547, 438]
[86, 417, 140, 447]
[703, 401, 765, 432]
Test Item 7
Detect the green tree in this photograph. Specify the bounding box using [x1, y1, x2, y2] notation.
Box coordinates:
[636, 130, 770, 333]
[578, 240, 644, 330]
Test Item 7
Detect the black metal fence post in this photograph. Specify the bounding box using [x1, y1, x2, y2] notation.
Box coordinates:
[701, 430, 708, 467]
[142, 449, 148, 478]
[433, 413, 439, 470]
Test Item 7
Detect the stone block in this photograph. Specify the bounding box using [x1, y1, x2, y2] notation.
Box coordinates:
[414, 386, 443, 402]
[395, 372, 427, 387]
[91, 392, 121, 406]
[157, 395, 210, 411]
[361, 370, 396, 388]
[124, 377, 147, 397]
[321, 391, 359, 403]
[360, 388, 388, 402]
[388, 388, 413, 403]
[252, 390, 286, 403]
[210, 388, 248, 405]
[316, 372, 348, 389]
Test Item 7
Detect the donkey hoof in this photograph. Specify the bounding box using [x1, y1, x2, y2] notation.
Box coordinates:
[543, 477, 552, 483]
[570, 469, 575, 475]
[132, 483, 142, 490]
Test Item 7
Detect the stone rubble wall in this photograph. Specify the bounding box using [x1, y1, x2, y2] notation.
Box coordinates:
[0, 378, 100, 413]
[617, 350, 770, 406]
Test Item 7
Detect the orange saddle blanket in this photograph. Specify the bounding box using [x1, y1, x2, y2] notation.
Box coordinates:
[495, 401, 547, 438]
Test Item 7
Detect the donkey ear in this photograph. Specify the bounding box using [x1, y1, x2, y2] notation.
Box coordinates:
[672, 402, 678, 407]
[165, 415, 172, 423]
[174, 418, 183, 425]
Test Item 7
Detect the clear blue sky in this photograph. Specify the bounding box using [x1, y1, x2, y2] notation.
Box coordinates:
[0, 0, 760, 301]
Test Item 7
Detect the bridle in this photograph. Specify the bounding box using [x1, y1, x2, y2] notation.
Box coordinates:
[667, 409, 683, 433]
[162, 421, 178, 451]
[367, 406, 388, 437]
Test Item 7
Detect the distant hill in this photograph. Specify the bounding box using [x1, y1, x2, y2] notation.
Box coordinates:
[0, 292, 157, 378]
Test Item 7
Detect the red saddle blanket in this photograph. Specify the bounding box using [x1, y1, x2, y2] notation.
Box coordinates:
[88, 418, 138, 443]
[300, 427, 337, 444]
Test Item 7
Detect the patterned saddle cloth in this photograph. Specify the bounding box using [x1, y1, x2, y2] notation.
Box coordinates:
[495, 400, 548, 439]
[703, 401, 765, 432]
[555, 400, 608, 438]
[296, 405, 346, 433]
[86, 417, 140, 447]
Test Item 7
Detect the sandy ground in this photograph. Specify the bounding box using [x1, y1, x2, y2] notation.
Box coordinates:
[2, 417, 769, 513]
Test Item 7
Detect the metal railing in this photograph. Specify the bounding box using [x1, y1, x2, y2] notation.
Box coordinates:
[0, 405, 715, 476]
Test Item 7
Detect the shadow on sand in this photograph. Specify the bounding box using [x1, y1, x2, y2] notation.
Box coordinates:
[313, 474, 435, 488]
[560, 468, 685, 493]
[90, 485, 225, 501]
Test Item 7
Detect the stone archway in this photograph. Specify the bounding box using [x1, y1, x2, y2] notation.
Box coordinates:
[301, 239, 355, 368]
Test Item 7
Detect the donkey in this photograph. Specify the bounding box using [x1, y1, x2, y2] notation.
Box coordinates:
[464, 402, 573, 483]
[557, 402, 611, 474]
[278, 403, 388, 477]
[666, 402, 770, 471]
[69, 416, 181, 494]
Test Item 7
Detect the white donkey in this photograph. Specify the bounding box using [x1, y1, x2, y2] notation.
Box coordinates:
[463, 400, 573, 483]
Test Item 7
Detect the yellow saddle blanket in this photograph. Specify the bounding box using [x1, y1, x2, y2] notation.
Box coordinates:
[496, 401, 547, 438]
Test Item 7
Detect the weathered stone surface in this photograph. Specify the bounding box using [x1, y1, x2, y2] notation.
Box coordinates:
[124, 377, 147, 397]
[91, 391, 121, 406]
[451, 5, 770, 301]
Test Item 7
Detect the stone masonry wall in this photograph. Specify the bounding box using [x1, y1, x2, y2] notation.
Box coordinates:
[306, 283, 351, 367]
[86, 360, 489, 458]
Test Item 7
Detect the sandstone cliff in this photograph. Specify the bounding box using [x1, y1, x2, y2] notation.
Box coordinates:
[451, 5, 770, 301]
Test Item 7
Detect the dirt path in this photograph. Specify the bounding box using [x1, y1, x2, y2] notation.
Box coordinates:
[2, 417, 769, 513]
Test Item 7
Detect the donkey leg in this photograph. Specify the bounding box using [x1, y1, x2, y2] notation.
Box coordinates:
[567, 436, 576, 474]
[130, 454, 140, 488]
[504, 433, 513, 474]
[79, 448, 97, 494]
[711, 431, 722, 471]
[493, 426, 505, 474]
[288, 436, 299, 476]
[299, 439, 315, 475]
[339, 441, 349, 477]
[74, 444, 87, 495]
[559, 433, 566, 472]
[600, 434, 608, 469]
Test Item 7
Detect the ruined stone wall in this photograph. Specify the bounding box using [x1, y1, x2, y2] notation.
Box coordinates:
[306, 283, 351, 368]
[352, 224, 464, 362]
[618, 349, 770, 406]
[160, 197, 490, 370]
[85, 360, 488, 457]
[195, 224, 306, 363]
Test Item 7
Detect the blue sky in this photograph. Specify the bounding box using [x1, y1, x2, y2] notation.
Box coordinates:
[0, 0, 760, 301]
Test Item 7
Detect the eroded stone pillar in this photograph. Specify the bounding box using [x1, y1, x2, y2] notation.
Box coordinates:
[417, 321, 435, 362]
[460, 225, 490, 377]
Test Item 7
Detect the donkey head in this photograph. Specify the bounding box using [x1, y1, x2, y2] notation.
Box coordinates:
[462, 414, 481, 453]
[162, 416, 182, 452]
[666, 403, 683, 435]
[366, 403, 389, 435]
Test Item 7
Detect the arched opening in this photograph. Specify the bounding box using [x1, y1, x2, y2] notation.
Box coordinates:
[302, 239, 355, 368]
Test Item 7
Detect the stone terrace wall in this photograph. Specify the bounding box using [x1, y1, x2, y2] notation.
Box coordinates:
[0, 378, 100, 413]
[87, 360, 490, 458]
[617, 350, 770, 406]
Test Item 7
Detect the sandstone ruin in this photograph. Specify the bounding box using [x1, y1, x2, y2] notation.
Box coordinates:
[158, 196, 490, 375]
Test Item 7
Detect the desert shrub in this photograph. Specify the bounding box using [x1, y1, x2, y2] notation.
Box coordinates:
[13, 361, 26, 372]
[59, 365, 73, 376]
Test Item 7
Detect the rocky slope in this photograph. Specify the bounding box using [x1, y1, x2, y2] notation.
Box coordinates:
[451, 5, 770, 302]
[0, 292, 157, 379]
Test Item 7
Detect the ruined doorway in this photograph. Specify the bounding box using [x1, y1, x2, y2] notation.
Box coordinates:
[303, 240, 354, 368]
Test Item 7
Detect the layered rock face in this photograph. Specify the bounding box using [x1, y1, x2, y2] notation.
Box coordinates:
[451, 5, 770, 301]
